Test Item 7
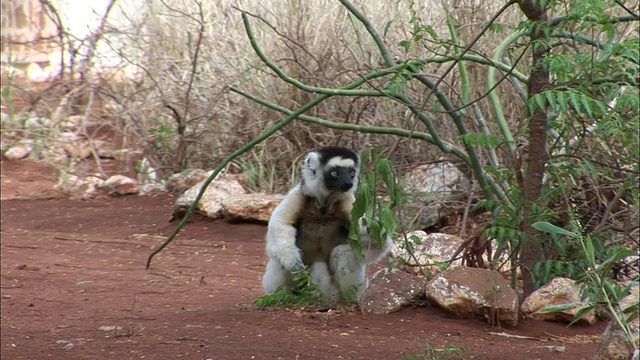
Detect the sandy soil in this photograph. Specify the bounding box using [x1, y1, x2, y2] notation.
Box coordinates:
[1, 159, 606, 360]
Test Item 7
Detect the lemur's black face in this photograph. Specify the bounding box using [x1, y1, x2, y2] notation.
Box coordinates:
[324, 166, 357, 192]
[311, 146, 360, 193]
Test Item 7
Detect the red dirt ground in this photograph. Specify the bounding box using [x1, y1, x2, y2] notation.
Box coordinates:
[1, 159, 607, 360]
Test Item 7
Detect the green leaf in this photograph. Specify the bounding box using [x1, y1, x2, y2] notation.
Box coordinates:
[595, 249, 637, 273]
[383, 20, 393, 37]
[399, 40, 411, 54]
[581, 96, 594, 117]
[379, 206, 395, 239]
[409, 234, 423, 245]
[534, 302, 578, 314]
[423, 25, 439, 41]
[76, 280, 94, 285]
[568, 304, 596, 326]
[584, 236, 595, 265]
[532, 221, 578, 237]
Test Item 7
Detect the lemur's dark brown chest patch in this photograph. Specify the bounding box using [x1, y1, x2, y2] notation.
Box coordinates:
[295, 196, 351, 266]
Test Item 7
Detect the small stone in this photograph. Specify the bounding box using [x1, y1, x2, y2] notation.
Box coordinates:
[425, 266, 519, 327]
[221, 193, 283, 223]
[166, 169, 210, 192]
[173, 175, 247, 220]
[4, 141, 34, 160]
[98, 325, 122, 332]
[362, 268, 425, 314]
[521, 277, 596, 325]
[102, 175, 138, 196]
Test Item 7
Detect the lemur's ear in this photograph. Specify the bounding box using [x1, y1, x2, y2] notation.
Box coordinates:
[303, 151, 320, 175]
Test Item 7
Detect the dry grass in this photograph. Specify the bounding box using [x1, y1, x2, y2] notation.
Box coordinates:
[2, 0, 526, 187]
[6, 0, 634, 193]
[80, 0, 528, 187]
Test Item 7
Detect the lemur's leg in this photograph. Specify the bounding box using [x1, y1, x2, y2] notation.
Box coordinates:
[262, 258, 291, 294]
[329, 244, 366, 299]
[308, 262, 340, 300]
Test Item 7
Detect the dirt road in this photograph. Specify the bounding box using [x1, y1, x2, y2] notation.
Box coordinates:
[1, 159, 605, 360]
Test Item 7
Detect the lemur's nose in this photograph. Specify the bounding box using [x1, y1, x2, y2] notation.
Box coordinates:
[340, 182, 353, 192]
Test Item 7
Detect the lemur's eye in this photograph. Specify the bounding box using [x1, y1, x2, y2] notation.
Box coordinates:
[330, 171, 338, 178]
[350, 171, 356, 178]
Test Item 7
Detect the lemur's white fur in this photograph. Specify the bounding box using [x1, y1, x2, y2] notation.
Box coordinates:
[262, 149, 391, 300]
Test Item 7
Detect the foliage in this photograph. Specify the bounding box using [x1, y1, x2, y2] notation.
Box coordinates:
[237, 147, 295, 193]
[253, 268, 328, 308]
[533, 221, 639, 349]
[404, 340, 469, 360]
[349, 148, 405, 258]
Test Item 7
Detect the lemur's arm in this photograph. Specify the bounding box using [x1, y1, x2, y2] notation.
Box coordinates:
[265, 184, 305, 270]
[357, 217, 393, 264]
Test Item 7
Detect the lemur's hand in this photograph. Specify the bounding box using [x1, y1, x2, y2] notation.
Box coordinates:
[278, 249, 304, 271]
[357, 216, 372, 242]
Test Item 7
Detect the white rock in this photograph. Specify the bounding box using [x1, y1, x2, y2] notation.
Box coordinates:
[62, 138, 93, 159]
[41, 147, 68, 163]
[58, 132, 80, 142]
[60, 115, 84, 130]
[102, 175, 139, 196]
[403, 162, 471, 195]
[85, 176, 105, 188]
[401, 162, 471, 230]
[4, 141, 34, 160]
[521, 277, 596, 325]
[139, 183, 167, 196]
[362, 268, 426, 314]
[173, 175, 247, 219]
[166, 169, 210, 192]
[392, 231, 464, 270]
[55, 174, 95, 200]
[594, 310, 639, 360]
[425, 266, 519, 327]
[221, 193, 284, 223]
[98, 325, 122, 332]
[24, 115, 52, 129]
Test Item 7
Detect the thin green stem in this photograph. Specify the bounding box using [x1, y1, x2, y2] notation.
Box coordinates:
[230, 86, 471, 162]
[488, 30, 525, 156]
[447, 12, 499, 168]
[414, 75, 498, 201]
[243, 11, 386, 97]
[339, 0, 395, 66]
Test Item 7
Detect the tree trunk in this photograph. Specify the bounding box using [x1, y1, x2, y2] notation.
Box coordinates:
[516, 0, 551, 298]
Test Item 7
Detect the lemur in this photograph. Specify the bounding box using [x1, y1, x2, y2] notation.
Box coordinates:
[261, 146, 392, 300]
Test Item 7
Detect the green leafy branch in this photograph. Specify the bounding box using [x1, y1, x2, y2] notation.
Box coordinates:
[532, 221, 638, 349]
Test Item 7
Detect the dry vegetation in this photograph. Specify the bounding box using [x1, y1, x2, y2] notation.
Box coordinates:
[2, 0, 529, 191]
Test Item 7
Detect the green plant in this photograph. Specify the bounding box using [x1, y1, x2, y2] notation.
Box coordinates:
[532, 220, 638, 350]
[404, 340, 469, 360]
[349, 148, 405, 259]
[237, 148, 296, 193]
[0, 42, 22, 123]
[253, 268, 327, 308]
